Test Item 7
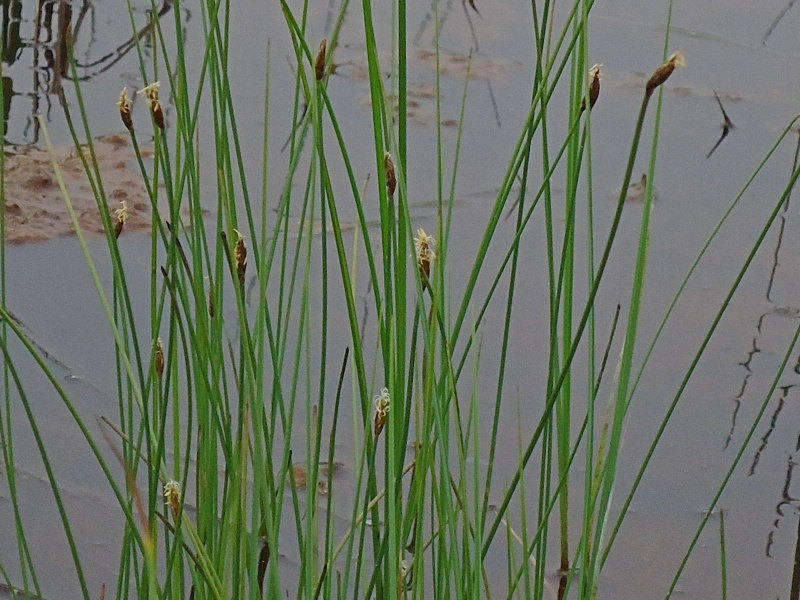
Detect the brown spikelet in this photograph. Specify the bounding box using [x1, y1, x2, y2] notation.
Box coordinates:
[154, 338, 164, 379]
[117, 88, 134, 134]
[138, 82, 164, 130]
[580, 64, 602, 113]
[208, 283, 215, 317]
[152, 101, 165, 130]
[645, 51, 685, 97]
[414, 229, 436, 290]
[315, 39, 327, 81]
[163, 480, 181, 520]
[114, 200, 128, 239]
[234, 229, 247, 287]
[374, 413, 386, 437]
[373, 388, 390, 437]
[384, 152, 397, 198]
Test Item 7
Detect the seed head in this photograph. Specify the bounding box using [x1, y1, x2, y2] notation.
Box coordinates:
[163, 479, 182, 520]
[373, 387, 390, 437]
[413, 228, 436, 288]
[154, 338, 164, 379]
[152, 102, 165, 130]
[138, 82, 165, 130]
[315, 39, 327, 81]
[233, 229, 247, 287]
[117, 88, 134, 134]
[114, 200, 128, 239]
[384, 152, 397, 199]
[207, 281, 215, 318]
[138, 81, 160, 104]
[645, 51, 685, 97]
[580, 64, 602, 113]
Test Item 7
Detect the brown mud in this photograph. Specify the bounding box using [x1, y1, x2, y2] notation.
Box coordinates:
[3, 134, 152, 244]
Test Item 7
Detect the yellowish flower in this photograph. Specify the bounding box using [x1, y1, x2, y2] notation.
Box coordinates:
[116, 88, 134, 133]
[163, 479, 181, 519]
[137, 82, 165, 129]
[137, 81, 160, 104]
[413, 228, 436, 286]
[373, 387, 390, 437]
[113, 200, 128, 239]
[233, 229, 247, 286]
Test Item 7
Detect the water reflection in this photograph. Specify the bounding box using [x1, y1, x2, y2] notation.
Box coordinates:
[727, 194, 798, 451]
[0, 0, 173, 145]
[727, 139, 800, 570]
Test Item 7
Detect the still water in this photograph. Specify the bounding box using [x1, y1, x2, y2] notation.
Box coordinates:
[1, 0, 800, 598]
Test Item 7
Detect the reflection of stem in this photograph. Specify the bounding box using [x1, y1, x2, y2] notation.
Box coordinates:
[787, 130, 800, 211]
[768, 456, 798, 558]
[749, 386, 791, 475]
[66, 0, 173, 80]
[790, 503, 800, 600]
[461, 0, 479, 52]
[485, 76, 500, 128]
[413, 0, 455, 47]
[728, 322, 762, 448]
[729, 182, 791, 447]
[766, 216, 787, 303]
[761, 0, 797, 46]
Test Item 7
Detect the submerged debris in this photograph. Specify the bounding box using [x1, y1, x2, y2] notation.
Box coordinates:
[412, 50, 522, 80]
[289, 461, 342, 494]
[623, 173, 656, 203]
[3, 134, 152, 244]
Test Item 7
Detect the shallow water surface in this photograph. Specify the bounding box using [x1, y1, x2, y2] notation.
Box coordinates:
[1, 0, 800, 598]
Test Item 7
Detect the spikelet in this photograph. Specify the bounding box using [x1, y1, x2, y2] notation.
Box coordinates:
[138, 81, 165, 130]
[154, 338, 164, 379]
[315, 39, 327, 81]
[113, 200, 128, 239]
[580, 64, 602, 113]
[233, 229, 247, 287]
[116, 88, 134, 134]
[373, 387, 390, 437]
[413, 228, 436, 289]
[645, 51, 685, 97]
[163, 479, 181, 520]
[384, 152, 397, 199]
